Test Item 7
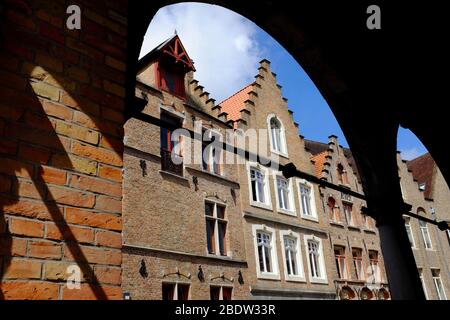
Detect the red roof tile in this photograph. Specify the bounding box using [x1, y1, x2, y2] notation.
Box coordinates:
[219, 84, 253, 125]
[311, 151, 328, 178]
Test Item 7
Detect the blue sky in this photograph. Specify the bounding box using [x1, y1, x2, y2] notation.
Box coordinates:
[141, 3, 427, 160]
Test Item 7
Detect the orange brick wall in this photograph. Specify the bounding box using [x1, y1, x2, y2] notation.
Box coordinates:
[0, 0, 127, 300]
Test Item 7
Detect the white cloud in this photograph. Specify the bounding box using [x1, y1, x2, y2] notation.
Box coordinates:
[140, 3, 263, 102]
[400, 148, 421, 161]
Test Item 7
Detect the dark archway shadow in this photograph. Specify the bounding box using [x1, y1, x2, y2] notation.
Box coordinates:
[0, 1, 124, 300]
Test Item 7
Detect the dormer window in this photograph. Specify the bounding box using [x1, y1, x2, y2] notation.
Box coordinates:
[158, 63, 185, 98]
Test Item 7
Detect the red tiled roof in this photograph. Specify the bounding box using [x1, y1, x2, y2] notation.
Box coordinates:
[406, 153, 435, 199]
[219, 84, 253, 124]
[311, 151, 328, 178]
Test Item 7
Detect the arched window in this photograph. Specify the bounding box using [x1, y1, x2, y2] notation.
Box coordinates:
[268, 115, 287, 155]
[328, 197, 341, 223]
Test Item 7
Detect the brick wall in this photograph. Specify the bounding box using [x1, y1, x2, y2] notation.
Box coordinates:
[0, 0, 127, 300]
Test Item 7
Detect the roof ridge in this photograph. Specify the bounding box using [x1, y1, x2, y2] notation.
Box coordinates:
[218, 83, 253, 106]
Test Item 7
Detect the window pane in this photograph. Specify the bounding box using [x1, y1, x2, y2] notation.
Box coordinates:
[162, 283, 175, 300]
[205, 203, 214, 216]
[217, 205, 225, 219]
[264, 246, 272, 273]
[178, 284, 190, 301]
[210, 287, 221, 300]
[218, 222, 227, 256]
[206, 219, 215, 254]
[222, 287, 232, 300]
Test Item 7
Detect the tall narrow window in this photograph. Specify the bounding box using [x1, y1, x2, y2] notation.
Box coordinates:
[328, 197, 341, 223]
[404, 216, 416, 248]
[299, 184, 313, 217]
[418, 268, 428, 299]
[257, 232, 272, 273]
[250, 168, 266, 204]
[210, 286, 233, 300]
[334, 246, 348, 279]
[432, 269, 447, 300]
[270, 117, 282, 153]
[337, 164, 348, 185]
[352, 248, 364, 280]
[284, 237, 298, 276]
[162, 283, 190, 300]
[160, 112, 183, 175]
[419, 220, 433, 249]
[368, 250, 381, 283]
[205, 202, 227, 256]
[202, 129, 222, 175]
[308, 240, 322, 279]
[276, 176, 292, 212]
[343, 203, 354, 226]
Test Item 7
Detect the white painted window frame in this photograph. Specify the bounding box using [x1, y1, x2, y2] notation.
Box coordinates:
[267, 114, 288, 158]
[297, 179, 319, 222]
[252, 224, 280, 280]
[304, 234, 328, 284]
[279, 230, 306, 282]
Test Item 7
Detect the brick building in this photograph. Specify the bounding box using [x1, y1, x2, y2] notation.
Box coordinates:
[399, 153, 450, 300]
[306, 138, 390, 300]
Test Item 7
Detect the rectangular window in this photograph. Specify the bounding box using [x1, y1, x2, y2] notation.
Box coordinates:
[284, 237, 298, 276]
[368, 250, 381, 283]
[432, 269, 447, 300]
[343, 203, 354, 226]
[334, 246, 347, 279]
[300, 184, 313, 217]
[210, 286, 232, 300]
[404, 217, 416, 247]
[160, 112, 183, 176]
[276, 176, 291, 211]
[205, 202, 227, 256]
[352, 248, 364, 280]
[419, 220, 433, 249]
[418, 268, 428, 299]
[250, 168, 266, 204]
[202, 129, 222, 175]
[162, 283, 189, 300]
[257, 232, 272, 273]
[308, 240, 322, 279]
[158, 66, 185, 98]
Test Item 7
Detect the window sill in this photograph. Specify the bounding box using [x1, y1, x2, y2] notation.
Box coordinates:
[270, 149, 289, 159]
[185, 166, 239, 185]
[330, 221, 345, 228]
[286, 276, 307, 283]
[301, 215, 319, 223]
[348, 225, 361, 231]
[250, 201, 273, 212]
[310, 278, 329, 285]
[159, 170, 188, 181]
[257, 273, 281, 281]
[363, 228, 377, 234]
[277, 208, 297, 217]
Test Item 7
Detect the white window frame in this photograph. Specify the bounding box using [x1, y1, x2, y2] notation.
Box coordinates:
[247, 162, 272, 210]
[267, 114, 288, 158]
[204, 200, 230, 257]
[304, 235, 328, 284]
[403, 216, 416, 249]
[431, 269, 447, 300]
[202, 128, 224, 177]
[419, 220, 433, 250]
[343, 202, 355, 227]
[297, 179, 319, 222]
[273, 173, 296, 216]
[252, 224, 280, 280]
[279, 230, 305, 282]
[352, 248, 365, 281]
[418, 268, 429, 300]
[334, 245, 349, 280]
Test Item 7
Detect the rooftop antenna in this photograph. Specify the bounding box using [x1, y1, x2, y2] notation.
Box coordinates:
[174, 29, 178, 35]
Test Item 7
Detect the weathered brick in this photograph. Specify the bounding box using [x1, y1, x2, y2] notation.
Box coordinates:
[104, 80, 125, 98]
[36, 9, 64, 28]
[37, 166, 67, 186]
[55, 121, 99, 145]
[102, 106, 124, 124]
[66, 65, 90, 83]
[10, 218, 45, 238]
[23, 112, 56, 132]
[30, 81, 60, 101]
[64, 245, 121, 266]
[0, 158, 34, 179]
[41, 100, 73, 120]
[66, 37, 104, 61]
[13, 179, 46, 200]
[51, 153, 97, 176]
[39, 23, 64, 45]
[96, 230, 121, 248]
[72, 142, 122, 166]
[0, 281, 59, 300]
[98, 165, 122, 182]
[100, 136, 123, 153]
[6, 10, 36, 31]
[95, 195, 122, 213]
[105, 56, 126, 72]
[65, 208, 122, 231]
[61, 92, 101, 116]
[3, 259, 42, 279]
[18, 144, 51, 164]
[35, 52, 63, 73]
[0, 69, 27, 90]
[62, 284, 122, 300]
[94, 266, 121, 285]
[46, 223, 95, 244]
[28, 241, 62, 259]
[43, 261, 92, 282]
[0, 198, 54, 221]
[70, 174, 122, 197]
[0, 237, 27, 257]
[0, 175, 12, 194]
[47, 186, 95, 208]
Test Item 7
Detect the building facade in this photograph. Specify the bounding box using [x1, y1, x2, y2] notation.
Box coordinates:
[399, 153, 450, 300]
[306, 138, 390, 300]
